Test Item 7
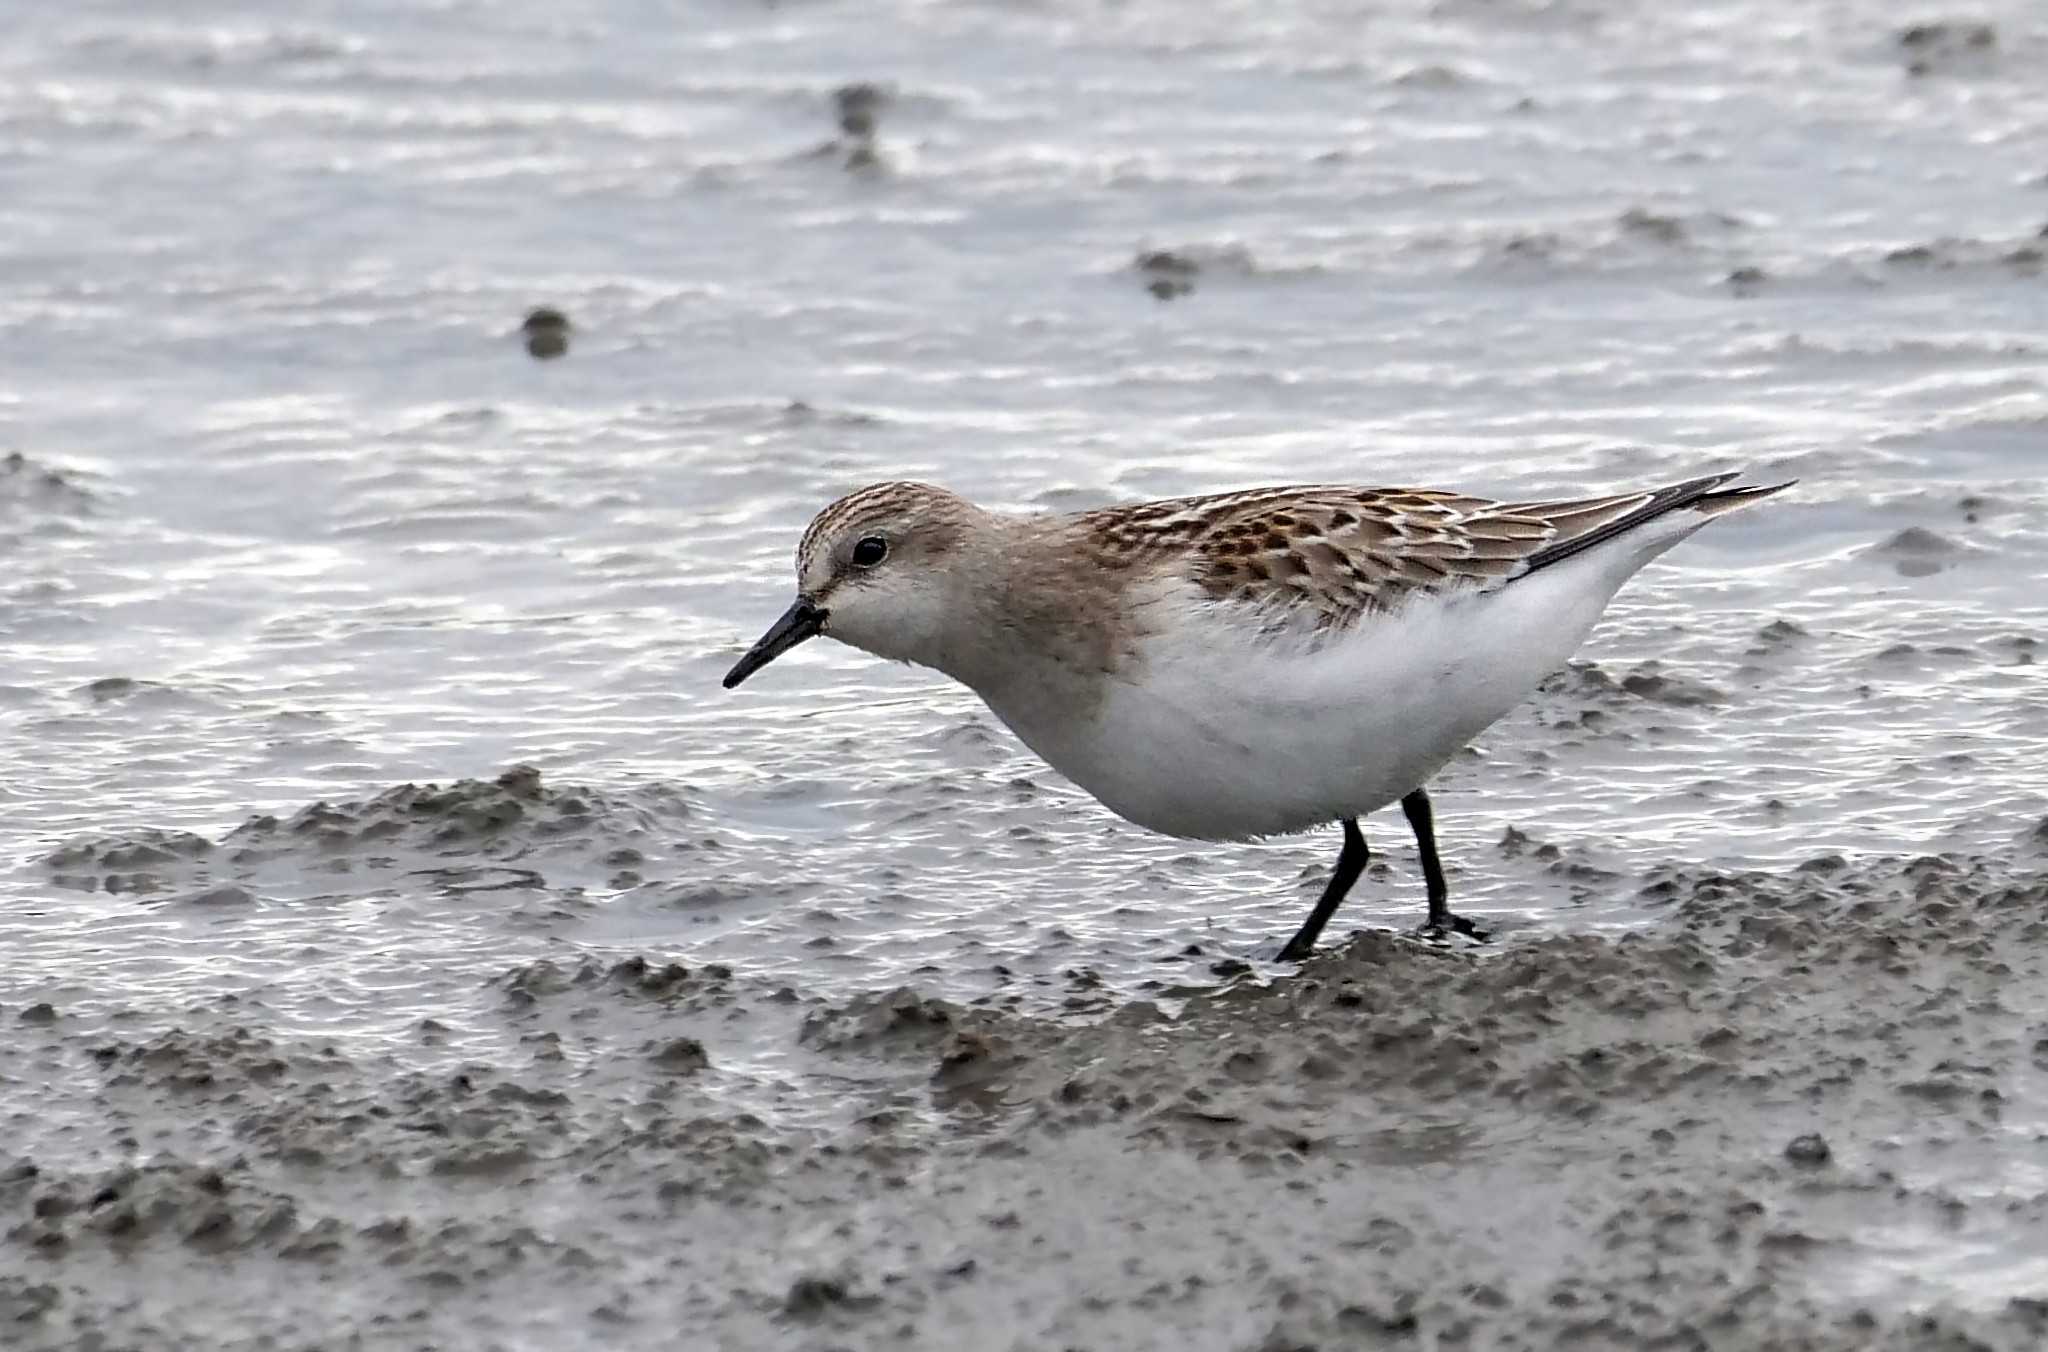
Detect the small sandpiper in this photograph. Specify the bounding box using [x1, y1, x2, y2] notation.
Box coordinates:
[725, 471, 1790, 960]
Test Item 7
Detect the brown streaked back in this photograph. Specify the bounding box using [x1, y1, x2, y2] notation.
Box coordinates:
[1073, 473, 1790, 630]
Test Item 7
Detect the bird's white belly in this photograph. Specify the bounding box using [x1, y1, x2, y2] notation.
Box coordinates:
[978, 564, 1619, 842]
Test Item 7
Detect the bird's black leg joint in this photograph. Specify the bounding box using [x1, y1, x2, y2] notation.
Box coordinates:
[1402, 787, 1489, 943]
[1276, 818, 1368, 963]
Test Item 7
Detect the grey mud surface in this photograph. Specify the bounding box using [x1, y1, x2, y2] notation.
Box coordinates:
[8, 0, 2048, 1347]
[8, 769, 2048, 1350]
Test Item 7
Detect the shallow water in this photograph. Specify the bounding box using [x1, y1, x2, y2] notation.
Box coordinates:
[4, 1, 2048, 1346]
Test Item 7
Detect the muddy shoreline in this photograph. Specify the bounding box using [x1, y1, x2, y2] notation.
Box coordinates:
[9, 0, 2048, 1345]
[9, 805, 2048, 1349]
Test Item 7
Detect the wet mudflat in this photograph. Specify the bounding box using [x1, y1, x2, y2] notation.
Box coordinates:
[4, 1, 2048, 1347]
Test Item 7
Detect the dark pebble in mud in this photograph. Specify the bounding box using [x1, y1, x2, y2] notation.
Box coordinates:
[783, 1274, 879, 1319]
[833, 82, 889, 138]
[521, 308, 571, 360]
[1131, 243, 1255, 301]
[1136, 250, 1199, 275]
[1784, 1133, 1832, 1166]
[1137, 249, 1199, 300]
[648, 1037, 709, 1073]
[1957, 493, 2001, 522]
[1897, 22, 1997, 77]
[1617, 206, 1687, 245]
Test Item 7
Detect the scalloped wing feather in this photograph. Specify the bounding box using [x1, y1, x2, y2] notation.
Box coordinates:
[1079, 482, 1724, 629]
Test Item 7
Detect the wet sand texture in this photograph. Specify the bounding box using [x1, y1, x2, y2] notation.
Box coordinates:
[8, 770, 2048, 1348]
[8, 0, 2048, 1346]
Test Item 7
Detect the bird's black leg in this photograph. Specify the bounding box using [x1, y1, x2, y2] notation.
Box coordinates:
[1401, 787, 1488, 942]
[1276, 818, 1367, 963]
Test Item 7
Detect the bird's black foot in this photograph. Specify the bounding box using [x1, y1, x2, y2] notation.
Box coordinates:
[1416, 913, 1490, 944]
[1273, 933, 1318, 964]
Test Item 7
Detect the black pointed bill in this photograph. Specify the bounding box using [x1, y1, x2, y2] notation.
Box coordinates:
[723, 597, 826, 688]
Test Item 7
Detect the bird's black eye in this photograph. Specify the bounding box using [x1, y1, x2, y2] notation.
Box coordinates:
[850, 536, 888, 568]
